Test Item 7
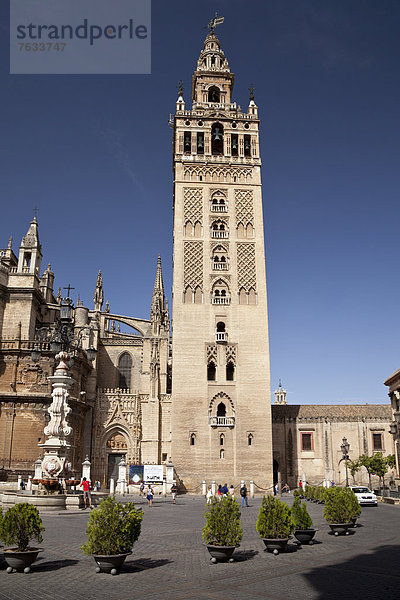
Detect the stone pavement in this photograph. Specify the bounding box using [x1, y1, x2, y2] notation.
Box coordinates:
[0, 494, 400, 600]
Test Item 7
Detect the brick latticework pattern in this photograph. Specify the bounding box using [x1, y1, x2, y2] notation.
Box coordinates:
[206, 344, 218, 363]
[184, 241, 203, 290]
[183, 188, 203, 224]
[226, 344, 237, 365]
[237, 243, 257, 291]
[235, 189, 254, 226]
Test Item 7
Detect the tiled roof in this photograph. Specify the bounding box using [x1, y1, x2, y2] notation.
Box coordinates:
[272, 404, 391, 420]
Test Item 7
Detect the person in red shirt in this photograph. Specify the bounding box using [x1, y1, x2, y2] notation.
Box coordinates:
[79, 477, 93, 509]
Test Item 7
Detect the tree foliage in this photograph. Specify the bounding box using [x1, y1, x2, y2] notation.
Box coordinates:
[291, 496, 313, 529]
[0, 503, 44, 552]
[202, 496, 243, 547]
[256, 495, 294, 539]
[81, 496, 143, 556]
[348, 459, 361, 484]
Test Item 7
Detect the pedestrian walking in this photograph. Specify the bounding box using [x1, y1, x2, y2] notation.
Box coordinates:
[228, 485, 235, 498]
[240, 483, 248, 507]
[79, 477, 93, 509]
[206, 485, 213, 504]
[171, 482, 178, 504]
[274, 483, 279, 495]
[221, 483, 229, 497]
[140, 482, 145, 496]
[146, 484, 154, 506]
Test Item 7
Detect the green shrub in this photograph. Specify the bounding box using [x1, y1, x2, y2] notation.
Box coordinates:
[256, 496, 294, 539]
[81, 496, 143, 556]
[291, 496, 313, 529]
[323, 487, 359, 524]
[344, 487, 361, 519]
[0, 503, 44, 552]
[202, 496, 243, 547]
[293, 489, 301, 499]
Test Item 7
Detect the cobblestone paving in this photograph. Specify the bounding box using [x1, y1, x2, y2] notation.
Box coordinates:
[1, 495, 400, 600]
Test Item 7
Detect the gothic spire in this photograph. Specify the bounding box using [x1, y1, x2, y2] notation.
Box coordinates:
[150, 255, 169, 335]
[93, 270, 104, 312]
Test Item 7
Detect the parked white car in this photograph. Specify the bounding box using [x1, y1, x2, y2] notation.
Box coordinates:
[349, 486, 378, 506]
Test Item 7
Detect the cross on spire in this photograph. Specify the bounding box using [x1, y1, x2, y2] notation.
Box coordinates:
[63, 284, 75, 299]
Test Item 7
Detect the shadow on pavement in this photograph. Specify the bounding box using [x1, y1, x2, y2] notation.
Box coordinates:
[232, 549, 258, 562]
[124, 557, 173, 572]
[303, 544, 400, 600]
[34, 559, 80, 572]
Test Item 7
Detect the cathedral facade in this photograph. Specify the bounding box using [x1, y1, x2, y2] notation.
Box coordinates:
[0, 26, 394, 492]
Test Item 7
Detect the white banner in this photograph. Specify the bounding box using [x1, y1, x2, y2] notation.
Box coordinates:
[144, 464, 163, 483]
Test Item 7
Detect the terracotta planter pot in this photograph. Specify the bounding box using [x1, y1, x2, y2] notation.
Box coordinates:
[93, 551, 132, 575]
[294, 529, 316, 545]
[261, 538, 289, 554]
[206, 544, 236, 563]
[328, 523, 353, 536]
[2, 548, 42, 573]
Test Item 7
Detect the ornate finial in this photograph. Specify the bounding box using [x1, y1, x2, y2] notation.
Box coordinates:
[249, 84, 255, 102]
[279, 379, 282, 388]
[207, 13, 224, 34]
[105, 300, 110, 313]
[77, 295, 80, 306]
[117, 323, 121, 332]
[111, 320, 116, 332]
[8, 236, 12, 249]
[93, 270, 104, 312]
[177, 80, 184, 96]
[57, 287, 62, 304]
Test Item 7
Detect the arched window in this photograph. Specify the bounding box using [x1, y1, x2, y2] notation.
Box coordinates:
[194, 286, 202, 304]
[208, 86, 220, 102]
[211, 123, 224, 155]
[226, 361, 235, 381]
[217, 402, 226, 417]
[190, 433, 196, 446]
[220, 433, 225, 446]
[118, 353, 132, 389]
[207, 361, 216, 381]
[220, 448, 225, 459]
[216, 321, 225, 332]
[248, 433, 253, 446]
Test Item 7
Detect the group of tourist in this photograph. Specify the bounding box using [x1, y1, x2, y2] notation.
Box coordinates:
[206, 482, 250, 507]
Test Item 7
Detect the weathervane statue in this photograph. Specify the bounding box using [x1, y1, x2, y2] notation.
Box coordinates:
[207, 13, 225, 34]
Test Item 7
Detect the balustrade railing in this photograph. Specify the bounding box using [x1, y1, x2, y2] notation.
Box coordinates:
[215, 332, 228, 342]
[209, 416, 235, 427]
[211, 297, 230, 305]
[210, 204, 228, 213]
[211, 231, 229, 239]
[213, 262, 228, 271]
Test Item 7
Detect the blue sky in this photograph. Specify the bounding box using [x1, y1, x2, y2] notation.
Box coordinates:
[1, 1, 399, 404]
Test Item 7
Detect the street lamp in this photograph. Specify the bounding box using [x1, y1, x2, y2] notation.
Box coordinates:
[32, 296, 97, 364]
[340, 437, 350, 487]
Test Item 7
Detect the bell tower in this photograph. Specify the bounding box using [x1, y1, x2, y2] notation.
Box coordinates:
[170, 18, 273, 490]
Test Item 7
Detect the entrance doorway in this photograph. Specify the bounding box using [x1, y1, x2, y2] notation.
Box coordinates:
[107, 454, 125, 483]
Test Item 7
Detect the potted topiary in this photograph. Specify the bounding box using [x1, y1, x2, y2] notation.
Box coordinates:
[202, 496, 243, 563]
[256, 495, 294, 554]
[291, 496, 317, 545]
[81, 496, 143, 575]
[344, 487, 362, 527]
[0, 503, 44, 573]
[323, 487, 355, 536]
